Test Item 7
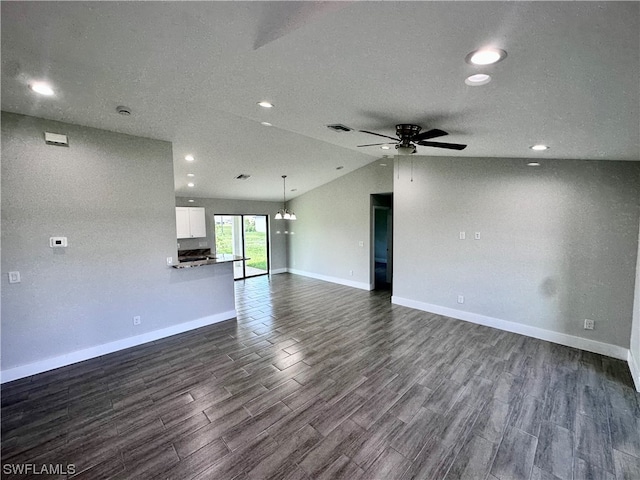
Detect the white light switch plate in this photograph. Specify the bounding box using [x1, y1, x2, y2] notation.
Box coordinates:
[8, 271, 21, 284]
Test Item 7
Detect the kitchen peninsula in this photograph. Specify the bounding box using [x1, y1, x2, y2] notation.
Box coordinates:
[174, 248, 247, 268]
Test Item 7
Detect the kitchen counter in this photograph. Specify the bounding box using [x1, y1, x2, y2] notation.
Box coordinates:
[172, 254, 247, 268]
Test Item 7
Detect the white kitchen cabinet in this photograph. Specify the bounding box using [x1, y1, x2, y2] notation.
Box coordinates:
[176, 207, 206, 239]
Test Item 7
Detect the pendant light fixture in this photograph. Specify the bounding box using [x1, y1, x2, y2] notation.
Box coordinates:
[275, 175, 296, 221]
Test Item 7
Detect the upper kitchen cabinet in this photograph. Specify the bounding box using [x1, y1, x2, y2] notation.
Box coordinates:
[176, 207, 206, 239]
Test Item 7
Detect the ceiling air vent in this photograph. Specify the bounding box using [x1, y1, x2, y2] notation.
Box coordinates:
[235, 174, 251, 180]
[326, 124, 353, 133]
[44, 132, 69, 146]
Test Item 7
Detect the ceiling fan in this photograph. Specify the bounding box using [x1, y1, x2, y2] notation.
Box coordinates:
[358, 124, 467, 154]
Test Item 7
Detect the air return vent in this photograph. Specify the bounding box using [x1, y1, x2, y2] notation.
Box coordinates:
[235, 174, 251, 180]
[44, 132, 69, 146]
[326, 124, 353, 133]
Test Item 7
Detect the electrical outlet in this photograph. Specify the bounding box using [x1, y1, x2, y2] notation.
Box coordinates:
[584, 319, 595, 330]
[459, 231, 466, 240]
[133, 316, 141, 326]
[166, 257, 173, 266]
[458, 295, 464, 304]
[474, 232, 481, 240]
[349, 270, 353, 276]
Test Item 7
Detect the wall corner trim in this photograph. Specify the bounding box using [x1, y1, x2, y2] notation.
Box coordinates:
[287, 268, 372, 291]
[391, 296, 630, 362]
[0, 310, 237, 384]
[628, 349, 640, 393]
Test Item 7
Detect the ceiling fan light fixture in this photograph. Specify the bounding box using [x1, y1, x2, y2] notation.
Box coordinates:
[465, 48, 507, 66]
[396, 145, 416, 155]
[465, 74, 492, 86]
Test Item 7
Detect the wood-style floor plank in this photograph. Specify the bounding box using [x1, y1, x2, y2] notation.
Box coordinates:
[1, 273, 638, 479]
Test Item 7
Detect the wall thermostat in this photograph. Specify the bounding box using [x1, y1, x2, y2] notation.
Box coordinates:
[50, 237, 68, 248]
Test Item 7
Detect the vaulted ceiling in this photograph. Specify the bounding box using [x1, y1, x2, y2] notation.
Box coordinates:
[2, 2, 638, 201]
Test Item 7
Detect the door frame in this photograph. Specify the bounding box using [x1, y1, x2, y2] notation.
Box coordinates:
[213, 213, 271, 280]
[370, 193, 393, 291]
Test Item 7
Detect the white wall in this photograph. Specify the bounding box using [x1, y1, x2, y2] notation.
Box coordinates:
[176, 197, 287, 273]
[287, 161, 393, 289]
[1, 113, 236, 381]
[392, 156, 640, 356]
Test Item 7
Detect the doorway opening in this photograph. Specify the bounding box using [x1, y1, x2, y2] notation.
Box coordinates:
[371, 194, 393, 291]
[214, 214, 270, 280]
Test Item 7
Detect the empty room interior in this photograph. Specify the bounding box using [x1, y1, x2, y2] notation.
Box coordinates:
[1, 2, 640, 480]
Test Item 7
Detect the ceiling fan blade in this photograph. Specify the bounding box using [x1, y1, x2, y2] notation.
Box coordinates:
[357, 142, 396, 147]
[411, 128, 448, 142]
[359, 130, 399, 141]
[417, 141, 467, 150]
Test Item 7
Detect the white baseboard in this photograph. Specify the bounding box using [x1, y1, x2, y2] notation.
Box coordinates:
[288, 268, 372, 291]
[269, 268, 288, 275]
[629, 349, 640, 392]
[391, 296, 629, 361]
[1, 310, 236, 384]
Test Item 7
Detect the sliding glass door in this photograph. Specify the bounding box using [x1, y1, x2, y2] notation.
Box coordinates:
[214, 214, 269, 279]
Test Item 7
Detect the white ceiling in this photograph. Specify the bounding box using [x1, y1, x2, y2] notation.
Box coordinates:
[2, 1, 638, 201]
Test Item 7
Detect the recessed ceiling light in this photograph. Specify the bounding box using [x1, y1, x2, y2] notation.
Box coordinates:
[380, 163, 387, 166]
[465, 48, 507, 66]
[29, 81, 54, 96]
[187, 182, 195, 187]
[188, 199, 195, 203]
[185, 154, 195, 161]
[465, 74, 492, 86]
[527, 162, 541, 167]
[261, 122, 272, 127]
[530, 144, 549, 151]
[187, 173, 195, 177]
[258, 101, 273, 108]
[381, 145, 391, 150]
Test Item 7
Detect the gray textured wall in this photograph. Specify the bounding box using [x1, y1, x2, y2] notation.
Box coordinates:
[287, 161, 393, 286]
[1, 112, 235, 372]
[393, 156, 640, 349]
[175, 197, 287, 272]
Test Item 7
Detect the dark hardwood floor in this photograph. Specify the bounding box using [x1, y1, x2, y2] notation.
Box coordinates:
[2, 274, 639, 479]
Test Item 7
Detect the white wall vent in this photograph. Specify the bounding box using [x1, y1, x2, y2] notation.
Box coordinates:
[44, 132, 69, 146]
[326, 124, 353, 133]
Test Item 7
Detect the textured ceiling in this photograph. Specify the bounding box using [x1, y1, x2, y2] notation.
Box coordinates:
[2, 1, 639, 201]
